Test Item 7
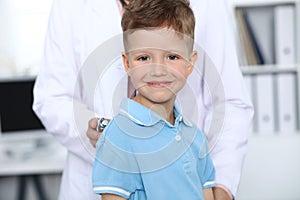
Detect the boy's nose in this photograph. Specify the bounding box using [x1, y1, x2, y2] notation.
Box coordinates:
[150, 63, 168, 76]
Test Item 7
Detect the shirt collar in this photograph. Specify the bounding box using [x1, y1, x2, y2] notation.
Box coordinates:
[119, 98, 193, 127]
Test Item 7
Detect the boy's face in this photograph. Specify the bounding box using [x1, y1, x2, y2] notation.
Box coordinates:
[122, 28, 197, 105]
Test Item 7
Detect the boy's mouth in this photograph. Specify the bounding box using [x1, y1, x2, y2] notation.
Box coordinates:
[147, 81, 171, 88]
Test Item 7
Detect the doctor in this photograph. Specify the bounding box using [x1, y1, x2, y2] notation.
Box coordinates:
[33, 0, 253, 199]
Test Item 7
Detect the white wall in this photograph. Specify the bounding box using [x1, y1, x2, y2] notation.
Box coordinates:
[236, 134, 300, 200]
[0, 0, 52, 76]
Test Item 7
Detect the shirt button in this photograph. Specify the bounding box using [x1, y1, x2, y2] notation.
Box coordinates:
[179, 116, 183, 121]
[175, 135, 181, 141]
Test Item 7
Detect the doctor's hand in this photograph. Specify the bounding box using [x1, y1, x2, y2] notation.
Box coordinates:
[86, 117, 110, 147]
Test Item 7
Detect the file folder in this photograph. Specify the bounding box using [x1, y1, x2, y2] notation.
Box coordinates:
[256, 75, 275, 133]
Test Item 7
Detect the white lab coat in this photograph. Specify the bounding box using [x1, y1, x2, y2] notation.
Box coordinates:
[33, 0, 254, 199]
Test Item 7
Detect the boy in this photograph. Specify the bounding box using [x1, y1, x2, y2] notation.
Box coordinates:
[92, 0, 215, 199]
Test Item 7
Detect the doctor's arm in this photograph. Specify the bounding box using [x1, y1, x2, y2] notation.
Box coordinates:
[33, 0, 95, 164]
[194, 0, 254, 199]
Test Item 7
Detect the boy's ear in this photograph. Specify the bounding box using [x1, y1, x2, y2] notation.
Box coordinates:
[122, 52, 130, 74]
[187, 51, 198, 75]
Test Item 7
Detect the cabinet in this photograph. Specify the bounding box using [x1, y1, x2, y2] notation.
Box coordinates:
[230, 1, 300, 199]
[231, 0, 300, 134]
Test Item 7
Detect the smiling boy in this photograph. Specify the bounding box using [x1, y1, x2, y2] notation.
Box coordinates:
[92, 0, 215, 199]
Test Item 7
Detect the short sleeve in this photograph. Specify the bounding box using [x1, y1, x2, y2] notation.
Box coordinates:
[197, 132, 216, 189]
[201, 156, 216, 189]
[92, 159, 140, 198]
[92, 121, 142, 198]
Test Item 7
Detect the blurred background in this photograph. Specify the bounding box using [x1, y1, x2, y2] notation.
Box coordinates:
[0, 0, 299, 199]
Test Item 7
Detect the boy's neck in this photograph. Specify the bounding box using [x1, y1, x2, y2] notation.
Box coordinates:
[150, 104, 175, 125]
[133, 96, 175, 125]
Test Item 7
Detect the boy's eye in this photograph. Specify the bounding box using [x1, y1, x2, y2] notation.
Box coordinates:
[168, 55, 179, 60]
[137, 56, 150, 61]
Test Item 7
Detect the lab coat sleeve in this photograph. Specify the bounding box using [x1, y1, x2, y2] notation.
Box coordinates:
[192, 0, 254, 197]
[33, 0, 95, 164]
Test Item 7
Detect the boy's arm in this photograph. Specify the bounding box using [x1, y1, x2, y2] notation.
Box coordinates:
[212, 187, 231, 200]
[203, 188, 215, 200]
[102, 194, 127, 200]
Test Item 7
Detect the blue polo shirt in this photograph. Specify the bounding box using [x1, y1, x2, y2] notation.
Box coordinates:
[92, 98, 215, 200]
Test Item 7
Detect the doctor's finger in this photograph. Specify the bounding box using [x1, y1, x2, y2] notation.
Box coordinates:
[86, 118, 100, 147]
[88, 117, 98, 130]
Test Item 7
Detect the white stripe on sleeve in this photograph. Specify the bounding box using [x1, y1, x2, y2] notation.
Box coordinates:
[93, 186, 131, 197]
[203, 181, 216, 187]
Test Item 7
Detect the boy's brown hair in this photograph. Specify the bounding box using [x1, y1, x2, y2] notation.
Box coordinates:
[121, 0, 195, 39]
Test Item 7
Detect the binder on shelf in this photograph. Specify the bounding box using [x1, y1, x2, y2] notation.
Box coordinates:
[274, 5, 296, 65]
[274, 4, 297, 133]
[235, 1, 299, 134]
[243, 6, 275, 65]
[256, 74, 275, 133]
[243, 9, 265, 65]
[235, 8, 248, 67]
[235, 8, 264, 66]
[277, 73, 297, 133]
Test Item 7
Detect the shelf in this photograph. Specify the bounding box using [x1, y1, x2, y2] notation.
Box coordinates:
[231, 0, 298, 7]
[240, 64, 299, 75]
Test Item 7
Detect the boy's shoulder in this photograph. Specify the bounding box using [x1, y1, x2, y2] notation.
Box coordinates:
[98, 117, 135, 152]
